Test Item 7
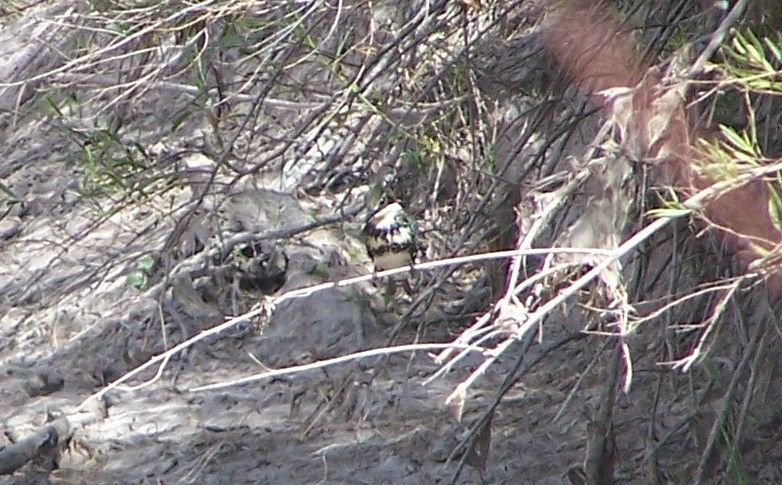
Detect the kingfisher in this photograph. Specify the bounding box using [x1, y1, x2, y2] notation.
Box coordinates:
[362, 201, 418, 295]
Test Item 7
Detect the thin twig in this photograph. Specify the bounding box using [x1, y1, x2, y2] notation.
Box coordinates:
[693, 314, 766, 484]
[685, 0, 750, 78]
[189, 343, 474, 393]
[443, 158, 782, 407]
[75, 246, 614, 410]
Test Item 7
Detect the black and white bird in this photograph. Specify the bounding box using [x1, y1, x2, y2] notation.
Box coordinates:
[362, 201, 418, 274]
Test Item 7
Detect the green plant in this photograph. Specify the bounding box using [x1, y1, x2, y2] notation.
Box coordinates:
[126, 256, 156, 289]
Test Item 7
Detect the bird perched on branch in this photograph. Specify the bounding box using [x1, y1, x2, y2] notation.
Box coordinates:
[362, 201, 418, 300]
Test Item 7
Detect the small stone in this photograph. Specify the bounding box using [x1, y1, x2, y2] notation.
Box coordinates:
[0, 216, 21, 240]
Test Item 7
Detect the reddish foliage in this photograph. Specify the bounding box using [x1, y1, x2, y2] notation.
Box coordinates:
[540, 0, 782, 294]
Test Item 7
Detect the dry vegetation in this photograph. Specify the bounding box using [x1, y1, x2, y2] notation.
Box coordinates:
[2, 0, 782, 483]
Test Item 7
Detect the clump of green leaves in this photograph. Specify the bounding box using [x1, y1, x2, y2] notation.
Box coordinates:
[720, 29, 782, 94]
[126, 256, 155, 289]
[78, 126, 149, 196]
[695, 30, 782, 230]
[43, 91, 151, 197]
[647, 186, 691, 220]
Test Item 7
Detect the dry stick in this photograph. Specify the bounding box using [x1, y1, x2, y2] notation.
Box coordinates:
[190, 344, 473, 393]
[448, 330, 586, 484]
[584, 341, 621, 484]
[628, 278, 743, 329]
[0, 418, 70, 476]
[433, 166, 592, 368]
[685, 0, 750, 79]
[501, 166, 590, 305]
[425, 262, 570, 383]
[144, 202, 366, 301]
[73, 247, 613, 410]
[75, 162, 782, 410]
[729, 316, 769, 473]
[2, 1, 204, 87]
[646, 363, 665, 485]
[444, 159, 782, 408]
[553, 338, 612, 423]
[694, 314, 766, 484]
[666, 277, 744, 372]
[154, 81, 467, 116]
[646, 378, 714, 461]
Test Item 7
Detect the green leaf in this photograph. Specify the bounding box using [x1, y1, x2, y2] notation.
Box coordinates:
[732, 30, 748, 55]
[744, 30, 771, 69]
[719, 125, 747, 150]
[0, 181, 19, 200]
[44, 94, 64, 117]
[768, 197, 782, 232]
[126, 271, 148, 290]
[648, 207, 692, 219]
[721, 44, 743, 63]
[136, 256, 156, 273]
[170, 110, 192, 133]
[310, 262, 329, 278]
[219, 32, 244, 49]
[718, 124, 758, 161]
[767, 182, 782, 232]
[764, 37, 782, 63]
